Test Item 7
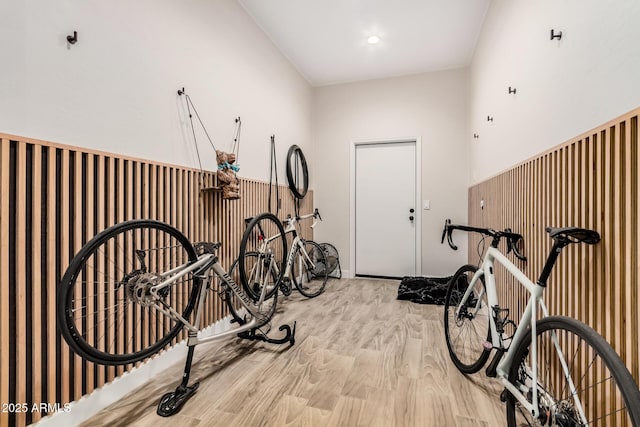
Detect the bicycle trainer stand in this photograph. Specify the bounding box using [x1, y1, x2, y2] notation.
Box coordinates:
[157, 320, 296, 417]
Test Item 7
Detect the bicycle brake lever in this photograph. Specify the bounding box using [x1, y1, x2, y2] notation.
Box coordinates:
[447, 229, 458, 251]
[506, 229, 514, 254]
[441, 219, 450, 244]
[505, 228, 527, 262]
[511, 240, 527, 261]
[441, 219, 458, 250]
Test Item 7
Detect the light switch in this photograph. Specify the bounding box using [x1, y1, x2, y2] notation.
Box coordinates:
[423, 200, 431, 210]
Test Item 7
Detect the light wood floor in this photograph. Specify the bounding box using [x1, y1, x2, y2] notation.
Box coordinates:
[82, 278, 506, 427]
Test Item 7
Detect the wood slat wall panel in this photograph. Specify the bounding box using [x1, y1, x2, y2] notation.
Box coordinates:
[0, 133, 313, 427]
[0, 140, 9, 427]
[468, 108, 640, 411]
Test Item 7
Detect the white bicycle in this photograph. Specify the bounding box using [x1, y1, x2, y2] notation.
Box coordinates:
[57, 218, 294, 417]
[441, 220, 640, 426]
[238, 209, 328, 300]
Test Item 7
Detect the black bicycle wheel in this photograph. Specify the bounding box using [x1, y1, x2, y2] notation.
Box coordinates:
[239, 213, 287, 303]
[240, 251, 280, 301]
[506, 316, 640, 426]
[232, 252, 282, 327]
[57, 220, 200, 366]
[286, 145, 308, 199]
[225, 265, 279, 330]
[222, 253, 253, 324]
[291, 240, 328, 298]
[443, 264, 491, 374]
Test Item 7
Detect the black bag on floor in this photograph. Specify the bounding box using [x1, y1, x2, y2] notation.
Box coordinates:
[396, 276, 452, 305]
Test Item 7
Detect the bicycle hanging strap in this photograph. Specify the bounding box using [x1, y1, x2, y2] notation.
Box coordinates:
[268, 135, 280, 215]
[294, 150, 299, 216]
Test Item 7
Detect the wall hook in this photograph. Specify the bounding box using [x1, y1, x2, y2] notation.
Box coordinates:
[487, 116, 494, 122]
[509, 86, 517, 94]
[473, 133, 479, 139]
[66, 31, 78, 45]
[550, 29, 562, 40]
[177, 87, 186, 95]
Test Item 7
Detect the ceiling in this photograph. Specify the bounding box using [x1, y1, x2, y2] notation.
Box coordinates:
[238, 0, 491, 86]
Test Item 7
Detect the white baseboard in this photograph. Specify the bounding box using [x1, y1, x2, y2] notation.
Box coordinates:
[34, 316, 235, 427]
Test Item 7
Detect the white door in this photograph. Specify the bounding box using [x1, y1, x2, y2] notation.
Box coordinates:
[355, 141, 416, 277]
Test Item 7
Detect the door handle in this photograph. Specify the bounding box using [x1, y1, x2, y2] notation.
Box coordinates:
[409, 216, 414, 221]
[409, 208, 415, 213]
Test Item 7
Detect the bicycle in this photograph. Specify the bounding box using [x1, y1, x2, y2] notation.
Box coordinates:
[441, 219, 640, 426]
[56, 217, 295, 417]
[239, 209, 328, 299]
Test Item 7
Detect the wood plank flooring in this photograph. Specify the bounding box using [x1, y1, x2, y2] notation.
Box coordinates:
[82, 278, 505, 426]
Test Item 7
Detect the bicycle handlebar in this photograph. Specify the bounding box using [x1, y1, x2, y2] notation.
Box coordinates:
[441, 219, 527, 261]
[283, 209, 322, 229]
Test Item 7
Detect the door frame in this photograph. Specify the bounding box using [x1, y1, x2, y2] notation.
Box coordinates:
[350, 137, 422, 278]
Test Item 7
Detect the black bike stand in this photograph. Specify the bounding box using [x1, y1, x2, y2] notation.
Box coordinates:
[238, 321, 296, 346]
[157, 345, 200, 417]
[157, 322, 296, 417]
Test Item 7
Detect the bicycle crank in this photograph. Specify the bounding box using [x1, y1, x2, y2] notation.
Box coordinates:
[280, 277, 292, 296]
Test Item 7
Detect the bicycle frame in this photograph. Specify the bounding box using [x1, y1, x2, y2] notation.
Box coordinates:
[460, 246, 587, 422]
[148, 253, 273, 347]
[255, 214, 318, 283]
[282, 219, 316, 280]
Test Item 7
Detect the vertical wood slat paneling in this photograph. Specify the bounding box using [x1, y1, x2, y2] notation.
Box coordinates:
[30, 147, 42, 424]
[45, 147, 57, 416]
[16, 142, 27, 427]
[0, 133, 314, 427]
[0, 139, 9, 427]
[468, 109, 640, 410]
[59, 149, 71, 406]
[73, 150, 84, 400]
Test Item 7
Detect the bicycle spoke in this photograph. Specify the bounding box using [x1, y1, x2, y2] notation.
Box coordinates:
[507, 318, 639, 426]
[58, 220, 200, 364]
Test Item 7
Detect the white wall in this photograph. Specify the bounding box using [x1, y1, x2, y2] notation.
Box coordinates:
[0, 0, 312, 183]
[470, 0, 640, 183]
[313, 70, 469, 277]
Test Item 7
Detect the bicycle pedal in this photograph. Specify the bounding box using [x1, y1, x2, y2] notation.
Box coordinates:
[156, 382, 199, 417]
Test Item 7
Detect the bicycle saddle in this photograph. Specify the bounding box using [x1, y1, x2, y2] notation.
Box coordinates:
[545, 227, 600, 245]
[194, 241, 221, 255]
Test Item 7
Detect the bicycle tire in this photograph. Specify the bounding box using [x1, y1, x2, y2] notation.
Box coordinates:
[239, 213, 287, 304]
[443, 264, 491, 374]
[217, 255, 244, 324]
[506, 316, 640, 426]
[238, 251, 280, 301]
[57, 219, 200, 365]
[223, 252, 275, 325]
[291, 240, 328, 298]
[285, 145, 308, 199]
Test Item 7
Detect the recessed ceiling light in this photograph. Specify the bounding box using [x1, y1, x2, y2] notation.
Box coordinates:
[367, 35, 380, 45]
